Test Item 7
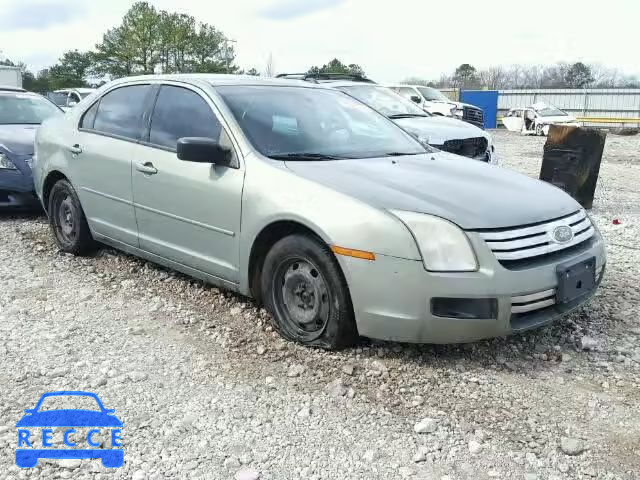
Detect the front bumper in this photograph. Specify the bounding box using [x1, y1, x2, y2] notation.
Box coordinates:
[0, 169, 39, 209]
[338, 232, 605, 344]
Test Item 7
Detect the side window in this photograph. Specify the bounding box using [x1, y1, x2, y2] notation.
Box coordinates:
[93, 85, 150, 140]
[149, 85, 221, 150]
[80, 101, 99, 130]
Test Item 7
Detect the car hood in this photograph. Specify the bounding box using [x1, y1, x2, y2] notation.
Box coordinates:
[393, 116, 489, 145]
[0, 124, 37, 155]
[284, 153, 579, 229]
[16, 410, 123, 427]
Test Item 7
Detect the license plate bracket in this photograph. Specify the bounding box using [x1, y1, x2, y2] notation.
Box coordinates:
[556, 257, 596, 304]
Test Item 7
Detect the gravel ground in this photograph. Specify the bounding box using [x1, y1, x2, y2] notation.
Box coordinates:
[1, 130, 639, 480]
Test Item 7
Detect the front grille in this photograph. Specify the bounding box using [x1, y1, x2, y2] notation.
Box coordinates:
[440, 137, 488, 159]
[463, 107, 484, 125]
[474, 210, 595, 264]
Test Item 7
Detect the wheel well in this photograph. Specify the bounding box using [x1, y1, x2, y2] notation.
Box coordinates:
[248, 221, 324, 304]
[42, 171, 68, 214]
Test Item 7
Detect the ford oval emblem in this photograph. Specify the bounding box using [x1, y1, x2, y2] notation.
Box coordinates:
[552, 225, 574, 244]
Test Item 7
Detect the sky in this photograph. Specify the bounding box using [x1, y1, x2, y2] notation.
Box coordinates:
[0, 0, 638, 83]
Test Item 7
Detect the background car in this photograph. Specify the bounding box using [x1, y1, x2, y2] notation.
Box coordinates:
[387, 84, 485, 128]
[277, 74, 495, 163]
[0, 86, 62, 209]
[502, 103, 580, 135]
[49, 88, 96, 111]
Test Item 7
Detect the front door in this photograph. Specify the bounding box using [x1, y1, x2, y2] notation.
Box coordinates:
[71, 84, 153, 247]
[132, 84, 243, 283]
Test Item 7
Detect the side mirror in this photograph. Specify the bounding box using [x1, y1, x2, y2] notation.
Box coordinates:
[410, 95, 421, 104]
[177, 137, 232, 166]
[68, 101, 78, 107]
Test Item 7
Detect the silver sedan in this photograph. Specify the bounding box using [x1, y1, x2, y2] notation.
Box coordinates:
[33, 75, 606, 349]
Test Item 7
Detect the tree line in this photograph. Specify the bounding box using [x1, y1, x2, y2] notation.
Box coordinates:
[405, 62, 640, 90]
[2, 1, 260, 92]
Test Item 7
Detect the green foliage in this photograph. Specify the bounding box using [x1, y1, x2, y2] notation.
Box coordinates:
[92, 2, 235, 77]
[307, 58, 366, 77]
[564, 62, 594, 88]
[453, 63, 478, 88]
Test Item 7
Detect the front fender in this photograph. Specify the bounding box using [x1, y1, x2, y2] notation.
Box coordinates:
[238, 156, 421, 292]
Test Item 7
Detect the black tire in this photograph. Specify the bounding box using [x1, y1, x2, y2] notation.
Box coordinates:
[48, 179, 95, 255]
[261, 234, 358, 350]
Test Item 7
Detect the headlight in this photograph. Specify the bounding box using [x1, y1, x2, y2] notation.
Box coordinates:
[391, 210, 478, 272]
[0, 153, 17, 170]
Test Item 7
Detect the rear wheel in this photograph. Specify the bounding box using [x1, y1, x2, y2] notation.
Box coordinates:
[262, 234, 358, 350]
[48, 179, 95, 255]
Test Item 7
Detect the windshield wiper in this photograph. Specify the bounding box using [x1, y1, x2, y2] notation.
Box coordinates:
[388, 113, 428, 119]
[268, 153, 350, 161]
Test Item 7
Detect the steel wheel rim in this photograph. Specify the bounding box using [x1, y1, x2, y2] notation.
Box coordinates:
[54, 193, 78, 243]
[273, 257, 331, 341]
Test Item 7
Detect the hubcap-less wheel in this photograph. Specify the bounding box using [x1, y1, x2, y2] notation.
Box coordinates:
[274, 258, 330, 341]
[53, 194, 78, 243]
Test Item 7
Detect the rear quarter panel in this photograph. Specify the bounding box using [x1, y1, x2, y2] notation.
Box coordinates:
[34, 116, 76, 202]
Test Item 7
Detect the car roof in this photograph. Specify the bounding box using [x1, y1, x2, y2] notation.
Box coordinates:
[0, 85, 26, 92]
[110, 73, 329, 89]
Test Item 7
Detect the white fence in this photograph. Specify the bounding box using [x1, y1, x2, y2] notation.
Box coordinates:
[497, 89, 640, 128]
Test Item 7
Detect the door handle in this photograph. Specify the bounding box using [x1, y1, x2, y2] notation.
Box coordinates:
[136, 162, 158, 175]
[69, 144, 82, 155]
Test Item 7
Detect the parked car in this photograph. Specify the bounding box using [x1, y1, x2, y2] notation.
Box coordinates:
[0, 87, 63, 209]
[387, 84, 484, 128]
[277, 74, 495, 163]
[34, 75, 605, 349]
[502, 103, 580, 136]
[49, 88, 97, 111]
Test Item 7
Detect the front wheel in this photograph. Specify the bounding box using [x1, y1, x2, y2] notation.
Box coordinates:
[261, 234, 358, 350]
[48, 179, 95, 255]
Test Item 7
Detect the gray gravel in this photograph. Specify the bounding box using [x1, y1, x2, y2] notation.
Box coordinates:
[1, 130, 639, 479]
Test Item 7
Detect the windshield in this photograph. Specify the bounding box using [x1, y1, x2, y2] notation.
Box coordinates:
[217, 85, 426, 159]
[0, 93, 62, 125]
[339, 85, 428, 117]
[417, 87, 450, 102]
[537, 106, 567, 117]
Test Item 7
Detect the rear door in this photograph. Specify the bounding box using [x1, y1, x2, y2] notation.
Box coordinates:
[73, 83, 154, 247]
[132, 83, 244, 283]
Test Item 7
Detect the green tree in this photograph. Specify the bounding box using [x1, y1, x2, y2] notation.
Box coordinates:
[565, 62, 594, 88]
[307, 58, 366, 77]
[189, 23, 229, 73]
[453, 63, 478, 88]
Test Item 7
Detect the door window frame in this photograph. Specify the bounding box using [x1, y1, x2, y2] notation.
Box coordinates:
[140, 81, 241, 169]
[77, 82, 155, 144]
[76, 80, 242, 169]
